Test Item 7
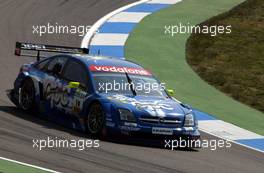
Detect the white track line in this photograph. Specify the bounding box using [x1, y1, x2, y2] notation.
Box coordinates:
[81, 0, 150, 48]
[90, 34, 129, 46]
[0, 156, 60, 173]
[147, 0, 182, 4]
[199, 120, 263, 140]
[107, 12, 150, 23]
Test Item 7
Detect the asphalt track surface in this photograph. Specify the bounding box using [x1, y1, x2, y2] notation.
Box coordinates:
[0, 0, 263, 173]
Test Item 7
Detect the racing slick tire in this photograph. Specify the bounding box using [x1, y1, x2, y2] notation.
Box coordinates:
[19, 78, 36, 112]
[86, 103, 106, 137]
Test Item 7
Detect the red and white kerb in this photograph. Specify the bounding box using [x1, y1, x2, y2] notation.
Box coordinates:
[89, 65, 152, 76]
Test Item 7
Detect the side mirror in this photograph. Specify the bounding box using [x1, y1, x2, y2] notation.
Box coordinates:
[68, 82, 80, 89]
[167, 89, 175, 96]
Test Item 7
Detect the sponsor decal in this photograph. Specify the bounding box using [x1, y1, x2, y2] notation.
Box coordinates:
[21, 43, 46, 50]
[108, 95, 174, 117]
[152, 127, 173, 135]
[106, 121, 115, 127]
[43, 77, 86, 114]
[120, 126, 140, 131]
[89, 65, 152, 76]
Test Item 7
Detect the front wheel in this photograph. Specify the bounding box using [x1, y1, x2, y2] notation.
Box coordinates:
[86, 103, 105, 137]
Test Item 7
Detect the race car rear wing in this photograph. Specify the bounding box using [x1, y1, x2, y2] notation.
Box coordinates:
[15, 42, 89, 61]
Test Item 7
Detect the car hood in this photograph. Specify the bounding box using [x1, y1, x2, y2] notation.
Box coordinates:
[101, 94, 189, 119]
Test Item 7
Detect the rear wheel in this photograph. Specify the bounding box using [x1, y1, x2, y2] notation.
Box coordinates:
[20, 78, 35, 112]
[86, 103, 105, 137]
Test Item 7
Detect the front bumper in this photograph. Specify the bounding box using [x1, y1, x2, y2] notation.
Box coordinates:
[106, 121, 200, 139]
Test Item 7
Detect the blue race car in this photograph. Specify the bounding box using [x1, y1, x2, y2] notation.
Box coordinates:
[8, 42, 200, 140]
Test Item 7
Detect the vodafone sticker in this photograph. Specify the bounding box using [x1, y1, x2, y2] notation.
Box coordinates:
[89, 65, 152, 76]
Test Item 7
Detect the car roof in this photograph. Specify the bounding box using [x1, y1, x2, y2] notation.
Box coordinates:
[69, 54, 145, 69]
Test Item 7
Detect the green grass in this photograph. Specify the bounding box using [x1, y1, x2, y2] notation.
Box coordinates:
[125, 0, 264, 135]
[0, 159, 50, 173]
[186, 0, 264, 113]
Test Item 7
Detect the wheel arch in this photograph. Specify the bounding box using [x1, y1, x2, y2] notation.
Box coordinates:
[85, 99, 103, 115]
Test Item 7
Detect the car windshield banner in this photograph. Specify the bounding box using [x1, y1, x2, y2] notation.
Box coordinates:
[89, 65, 152, 76]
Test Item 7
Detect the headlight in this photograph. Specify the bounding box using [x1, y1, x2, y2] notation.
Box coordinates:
[118, 109, 136, 122]
[184, 113, 194, 127]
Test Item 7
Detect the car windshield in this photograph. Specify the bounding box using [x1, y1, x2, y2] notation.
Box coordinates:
[92, 72, 168, 97]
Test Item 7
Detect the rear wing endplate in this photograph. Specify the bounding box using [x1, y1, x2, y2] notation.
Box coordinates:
[15, 42, 89, 61]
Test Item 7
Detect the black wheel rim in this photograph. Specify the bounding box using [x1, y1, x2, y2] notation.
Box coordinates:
[87, 105, 104, 134]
